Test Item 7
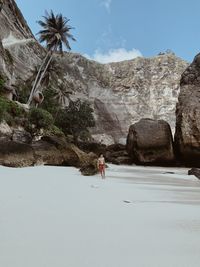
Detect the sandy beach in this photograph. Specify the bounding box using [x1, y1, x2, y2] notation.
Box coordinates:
[0, 164, 200, 267]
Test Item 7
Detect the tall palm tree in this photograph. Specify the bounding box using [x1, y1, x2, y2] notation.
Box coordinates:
[54, 83, 72, 106]
[27, 10, 75, 105]
[28, 59, 61, 89]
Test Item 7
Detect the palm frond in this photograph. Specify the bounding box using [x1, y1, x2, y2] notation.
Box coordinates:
[37, 10, 76, 53]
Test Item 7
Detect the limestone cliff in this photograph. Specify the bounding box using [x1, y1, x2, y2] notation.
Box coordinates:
[175, 53, 200, 166]
[0, 0, 188, 144]
[56, 53, 188, 144]
[0, 0, 44, 81]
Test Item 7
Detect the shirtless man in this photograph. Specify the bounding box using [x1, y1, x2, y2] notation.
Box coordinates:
[97, 154, 106, 179]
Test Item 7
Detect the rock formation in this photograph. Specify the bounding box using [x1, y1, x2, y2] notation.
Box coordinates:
[188, 168, 200, 179]
[56, 52, 188, 144]
[0, 0, 188, 145]
[175, 53, 200, 166]
[127, 118, 174, 165]
[0, 133, 97, 169]
[0, 0, 43, 81]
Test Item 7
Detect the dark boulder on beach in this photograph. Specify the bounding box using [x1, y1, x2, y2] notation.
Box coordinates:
[12, 129, 32, 144]
[0, 141, 35, 167]
[188, 168, 200, 179]
[0, 136, 98, 174]
[105, 146, 132, 165]
[126, 118, 175, 165]
[174, 53, 200, 167]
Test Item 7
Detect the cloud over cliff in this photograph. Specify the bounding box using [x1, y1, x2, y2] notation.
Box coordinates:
[85, 48, 142, 63]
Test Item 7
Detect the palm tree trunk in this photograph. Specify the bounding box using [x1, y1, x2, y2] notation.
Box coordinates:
[33, 52, 54, 94]
[27, 51, 51, 105]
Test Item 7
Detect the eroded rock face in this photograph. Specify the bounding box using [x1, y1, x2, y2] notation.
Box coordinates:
[127, 118, 174, 165]
[0, 0, 44, 81]
[56, 53, 188, 144]
[0, 135, 97, 171]
[175, 53, 200, 166]
[0, 141, 34, 167]
[0, 1, 188, 145]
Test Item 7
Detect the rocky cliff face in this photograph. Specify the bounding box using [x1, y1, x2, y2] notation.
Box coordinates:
[57, 53, 188, 144]
[0, 0, 188, 145]
[0, 0, 44, 81]
[175, 53, 200, 166]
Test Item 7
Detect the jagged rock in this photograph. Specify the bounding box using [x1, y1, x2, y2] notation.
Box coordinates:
[175, 53, 200, 166]
[188, 168, 200, 179]
[80, 160, 98, 176]
[0, 121, 12, 141]
[0, 141, 34, 167]
[57, 53, 188, 144]
[32, 140, 64, 166]
[78, 141, 107, 156]
[105, 145, 132, 165]
[109, 156, 132, 165]
[106, 143, 126, 152]
[127, 118, 174, 165]
[0, 137, 97, 173]
[41, 135, 67, 149]
[12, 129, 32, 143]
[0, 0, 43, 81]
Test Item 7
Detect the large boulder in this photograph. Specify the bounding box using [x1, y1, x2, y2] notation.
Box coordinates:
[105, 144, 132, 165]
[12, 129, 32, 143]
[174, 53, 200, 166]
[127, 118, 174, 165]
[188, 168, 200, 180]
[0, 141, 34, 167]
[32, 140, 64, 166]
[0, 136, 98, 174]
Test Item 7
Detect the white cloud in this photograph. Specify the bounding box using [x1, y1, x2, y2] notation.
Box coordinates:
[101, 0, 112, 12]
[85, 48, 142, 64]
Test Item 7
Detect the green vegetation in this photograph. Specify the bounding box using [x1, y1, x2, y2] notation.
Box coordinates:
[17, 85, 30, 103]
[56, 99, 95, 143]
[26, 107, 67, 138]
[0, 96, 25, 124]
[27, 10, 76, 105]
[43, 125, 65, 138]
[28, 107, 54, 130]
[5, 49, 14, 65]
[40, 87, 58, 115]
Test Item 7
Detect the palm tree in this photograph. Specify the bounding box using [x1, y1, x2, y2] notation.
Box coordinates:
[27, 10, 76, 105]
[28, 59, 61, 89]
[54, 83, 72, 106]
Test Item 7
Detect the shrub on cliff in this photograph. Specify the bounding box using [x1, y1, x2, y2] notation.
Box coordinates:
[0, 97, 25, 124]
[40, 87, 58, 115]
[56, 99, 95, 143]
[28, 108, 54, 130]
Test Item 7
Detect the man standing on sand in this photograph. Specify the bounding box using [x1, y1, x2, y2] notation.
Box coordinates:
[97, 154, 106, 179]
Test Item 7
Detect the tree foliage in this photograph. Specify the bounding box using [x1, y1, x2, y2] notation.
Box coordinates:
[27, 10, 76, 105]
[28, 107, 54, 130]
[56, 99, 95, 143]
[0, 97, 25, 124]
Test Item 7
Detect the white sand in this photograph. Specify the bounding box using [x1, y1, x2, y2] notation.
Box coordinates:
[0, 164, 200, 267]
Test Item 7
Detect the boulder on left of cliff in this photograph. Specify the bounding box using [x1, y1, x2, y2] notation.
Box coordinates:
[0, 134, 98, 174]
[126, 118, 175, 165]
[0, 141, 35, 167]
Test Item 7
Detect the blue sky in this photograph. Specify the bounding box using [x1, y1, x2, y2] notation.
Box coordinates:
[16, 0, 200, 63]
